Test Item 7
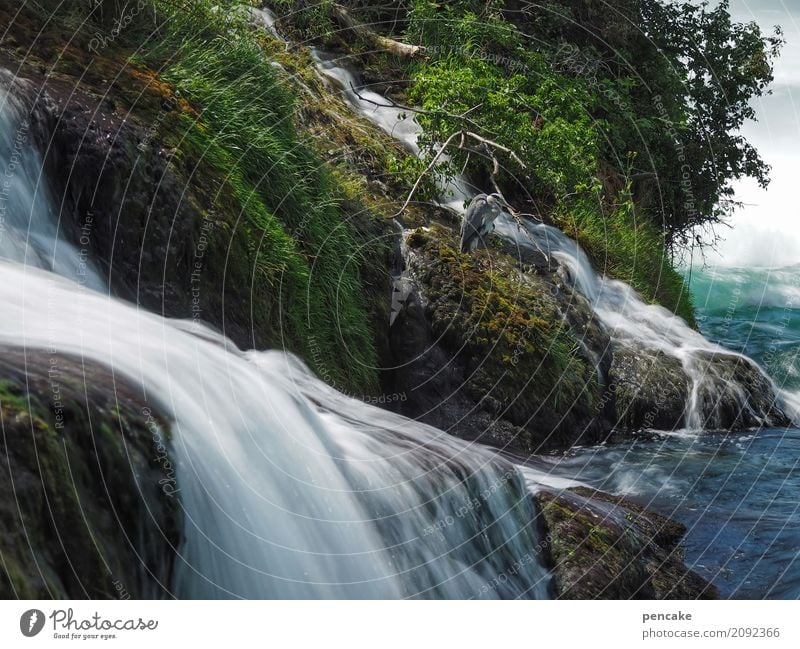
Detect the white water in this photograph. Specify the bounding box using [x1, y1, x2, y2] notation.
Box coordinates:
[0, 72, 103, 291]
[246, 6, 284, 41]
[309, 48, 476, 213]
[512, 219, 796, 429]
[0, 75, 551, 599]
[304, 48, 795, 431]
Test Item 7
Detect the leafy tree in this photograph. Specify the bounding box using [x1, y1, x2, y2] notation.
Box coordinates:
[500, 0, 783, 250]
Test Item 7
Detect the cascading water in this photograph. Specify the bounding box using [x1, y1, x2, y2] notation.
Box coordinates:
[0, 76, 551, 598]
[309, 48, 476, 213]
[303, 43, 794, 431]
[3, 9, 795, 599]
[511, 219, 797, 429]
[0, 72, 104, 291]
[238, 7, 800, 599]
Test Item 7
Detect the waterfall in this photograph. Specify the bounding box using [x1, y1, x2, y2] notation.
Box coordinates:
[310, 48, 477, 213]
[0, 72, 104, 291]
[513, 220, 795, 429]
[0, 75, 551, 598]
[303, 48, 794, 431]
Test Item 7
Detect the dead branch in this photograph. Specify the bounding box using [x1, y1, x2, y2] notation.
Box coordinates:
[463, 131, 527, 169]
[332, 4, 422, 58]
[391, 129, 527, 218]
[390, 127, 547, 257]
[393, 130, 464, 216]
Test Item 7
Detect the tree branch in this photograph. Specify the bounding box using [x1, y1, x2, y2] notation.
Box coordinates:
[463, 131, 527, 169]
[390, 128, 547, 257]
[349, 85, 486, 132]
[392, 130, 464, 217]
[332, 4, 422, 58]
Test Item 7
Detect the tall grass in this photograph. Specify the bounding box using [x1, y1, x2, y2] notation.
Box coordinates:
[122, 1, 380, 390]
[556, 195, 695, 325]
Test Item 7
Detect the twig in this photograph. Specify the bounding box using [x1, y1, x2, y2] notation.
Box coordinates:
[350, 86, 486, 132]
[390, 126, 547, 258]
[464, 131, 527, 169]
[392, 130, 464, 217]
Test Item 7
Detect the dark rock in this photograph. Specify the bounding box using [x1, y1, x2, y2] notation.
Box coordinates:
[535, 487, 717, 599]
[0, 347, 179, 599]
[386, 225, 612, 452]
[609, 346, 689, 430]
[690, 351, 790, 429]
[609, 346, 790, 431]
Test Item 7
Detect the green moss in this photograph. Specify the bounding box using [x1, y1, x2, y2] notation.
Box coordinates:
[409, 226, 600, 441]
[0, 381, 48, 431]
[406, 230, 430, 249]
[537, 492, 648, 598]
[126, 0, 386, 393]
[1, 355, 181, 599]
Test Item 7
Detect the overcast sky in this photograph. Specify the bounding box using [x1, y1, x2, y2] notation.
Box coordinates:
[699, 0, 800, 267]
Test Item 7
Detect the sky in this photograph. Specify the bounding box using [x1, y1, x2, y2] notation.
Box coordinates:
[698, 0, 800, 267]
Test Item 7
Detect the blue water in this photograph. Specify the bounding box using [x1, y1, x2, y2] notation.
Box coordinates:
[691, 265, 800, 390]
[548, 266, 800, 598]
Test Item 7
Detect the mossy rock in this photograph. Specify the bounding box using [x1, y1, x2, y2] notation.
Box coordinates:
[0, 348, 179, 599]
[535, 488, 717, 599]
[0, 11, 395, 395]
[609, 346, 789, 431]
[392, 225, 609, 450]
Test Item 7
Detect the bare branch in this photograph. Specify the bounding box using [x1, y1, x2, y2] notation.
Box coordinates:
[332, 4, 422, 58]
[464, 131, 527, 169]
[349, 85, 486, 132]
[391, 129, 531, 218]
[389, 126, 547, 258]
[392, 130, 464, 218]
[349, 83, 429, 116]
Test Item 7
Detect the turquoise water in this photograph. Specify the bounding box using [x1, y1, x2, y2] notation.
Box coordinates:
[690, 265, 800, 390]
[549, 266, 800, 598]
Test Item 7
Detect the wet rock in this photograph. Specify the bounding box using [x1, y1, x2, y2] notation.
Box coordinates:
[0, 347, 179, 599]
[387, 225, 612, 451]
[609, 346, 689, 430]
[2, 58, 258, 349]
[690, 351, 791, 429]
[535, 487, 717, 599]
[609, 346, 790, 431]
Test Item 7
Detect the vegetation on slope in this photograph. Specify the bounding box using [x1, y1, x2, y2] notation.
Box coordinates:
[143, 6, 379, 389]
[6, 0, 781, 386]
[13, 0, 394, 392]
[271, 0, 780, 324]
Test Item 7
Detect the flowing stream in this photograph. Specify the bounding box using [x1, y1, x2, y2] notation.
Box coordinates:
[0, 72, 103, 291]
[298, 32, 800, 598]
[0, 71, 551, 599]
